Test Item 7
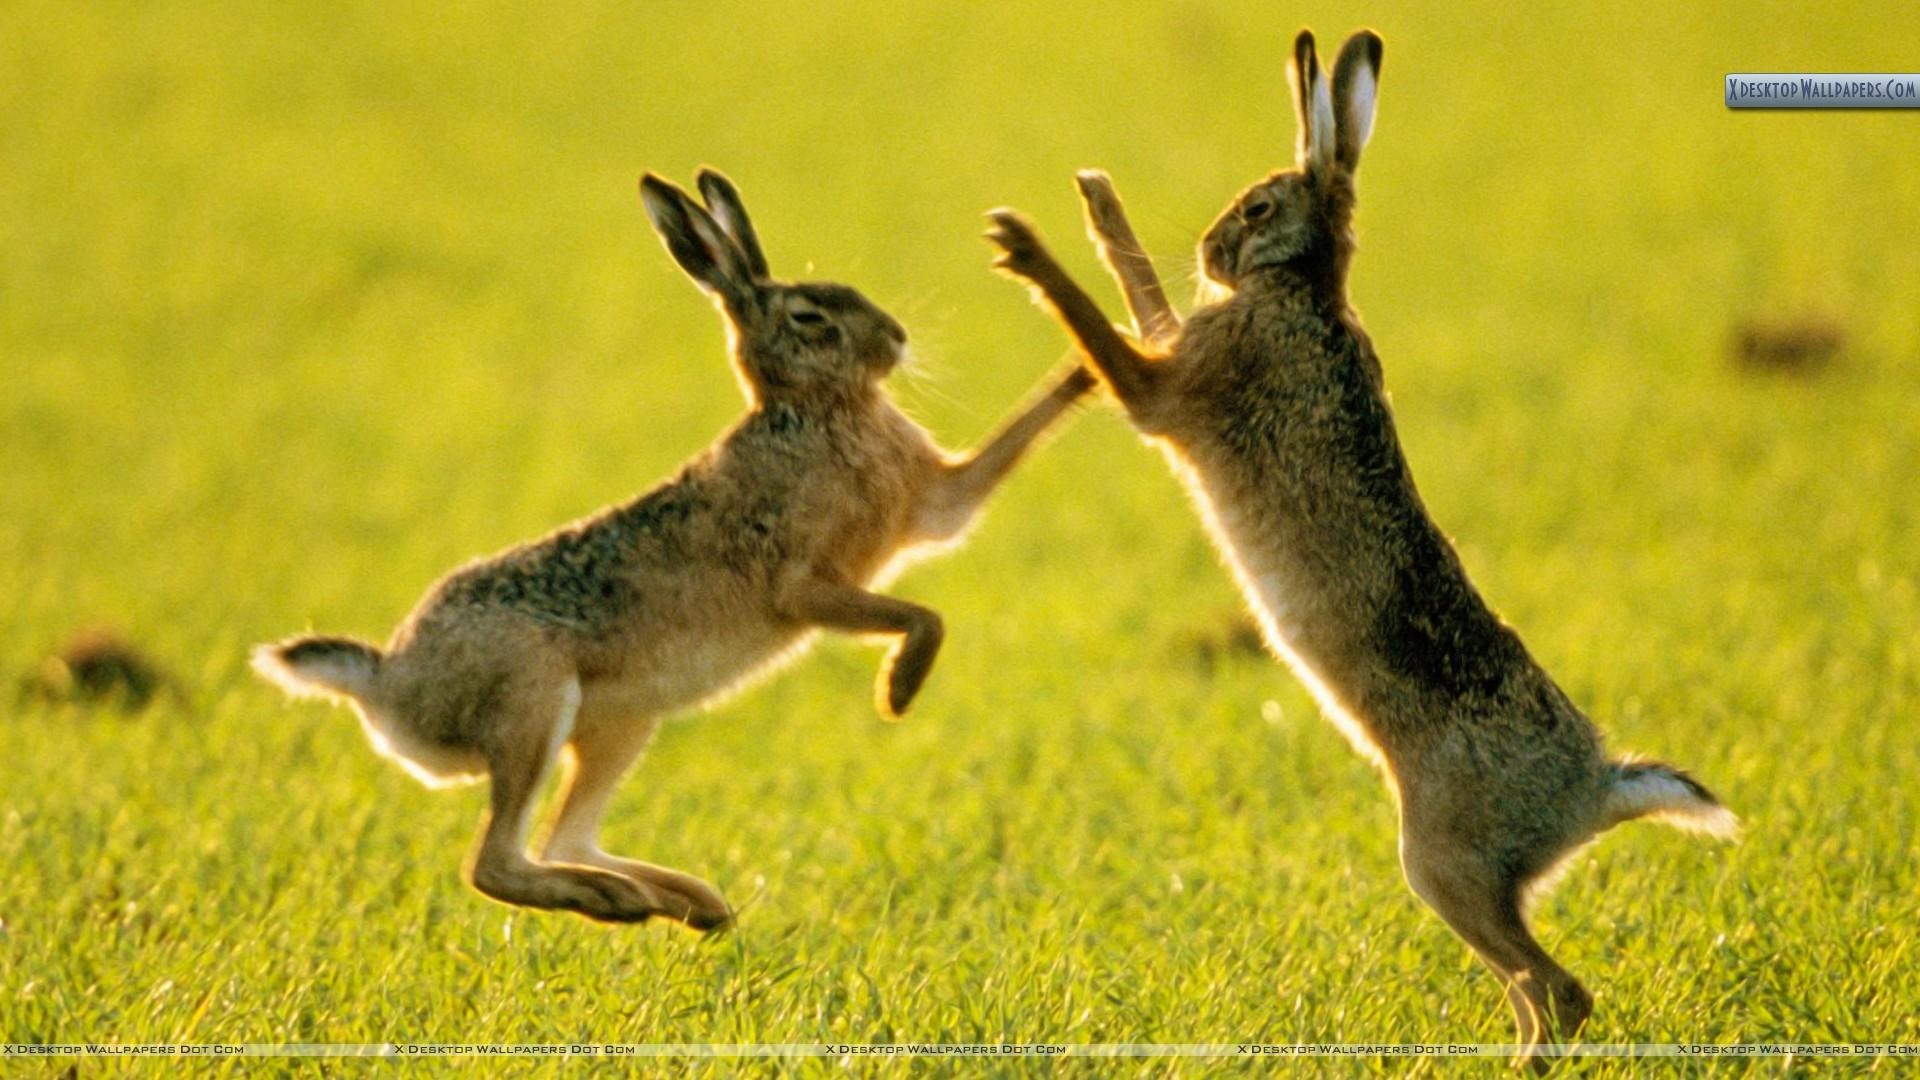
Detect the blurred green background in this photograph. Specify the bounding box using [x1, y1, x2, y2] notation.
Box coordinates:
[4, 0, 1918, 1069]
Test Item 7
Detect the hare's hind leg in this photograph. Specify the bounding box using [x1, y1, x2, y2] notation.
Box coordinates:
[465, 674, 660, 923]
[540, 717, 732, 932]
[1401, 842, 1592, 1072]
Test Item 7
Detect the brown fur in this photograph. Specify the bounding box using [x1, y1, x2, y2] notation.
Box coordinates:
[988, 29, 1733, 1067]
[255, 169, 1093, 930]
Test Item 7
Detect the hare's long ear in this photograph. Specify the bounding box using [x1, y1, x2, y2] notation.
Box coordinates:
[694, 167, 771, 280]
[639, 173, 755, 310]
[1332, 30, 1384, 172]
[1290, 30, 1335, 175]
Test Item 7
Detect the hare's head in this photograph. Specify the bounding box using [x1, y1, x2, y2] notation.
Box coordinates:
[641, 170, 908, 403]
[1199, 29, 1382, 293]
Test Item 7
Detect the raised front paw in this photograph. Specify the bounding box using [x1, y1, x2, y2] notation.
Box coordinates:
[984, 209, 1054, 281]
[1074, 170, 1129, 238]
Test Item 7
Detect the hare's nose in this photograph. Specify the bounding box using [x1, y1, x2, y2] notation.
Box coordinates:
[881, 315, 907, 346]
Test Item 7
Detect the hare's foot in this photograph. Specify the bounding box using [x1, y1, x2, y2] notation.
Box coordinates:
[539, 719, 733, 932]
[586, 855, 733, 932]
[469, 854, 660, 924]
[468, 670, 666, 924]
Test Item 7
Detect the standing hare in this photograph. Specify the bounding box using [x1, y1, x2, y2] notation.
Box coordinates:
[985, 29, 1734, 1064]
[255, 169, 1093, 931]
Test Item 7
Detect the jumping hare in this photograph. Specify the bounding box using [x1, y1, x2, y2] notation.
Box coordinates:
[984, 29, 1734, 1064]
[255, 169, 1093, 931]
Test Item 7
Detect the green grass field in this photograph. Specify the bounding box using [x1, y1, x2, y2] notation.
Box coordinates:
[6, 0, 1919, 1072]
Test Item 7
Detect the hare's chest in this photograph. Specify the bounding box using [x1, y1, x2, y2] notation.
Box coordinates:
[1210, 351, 1347, 442]
[789, 427, 937, 579]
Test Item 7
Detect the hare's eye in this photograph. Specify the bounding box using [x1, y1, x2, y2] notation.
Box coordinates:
[1243, 197, 1274, 223]
[789, 308, 827, 326]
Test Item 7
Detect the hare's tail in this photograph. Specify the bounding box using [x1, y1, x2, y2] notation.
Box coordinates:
[251, 635, 383, 704]
[1600, 759, 1739, 839]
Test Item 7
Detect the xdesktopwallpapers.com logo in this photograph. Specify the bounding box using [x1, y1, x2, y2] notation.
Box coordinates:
[1726, 73, 1920, 108]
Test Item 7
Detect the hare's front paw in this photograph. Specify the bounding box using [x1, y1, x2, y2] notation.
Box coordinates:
[984, 209, 1054, 281]
[876, 613, 944, 722]
[1074, 170, 1129, 237]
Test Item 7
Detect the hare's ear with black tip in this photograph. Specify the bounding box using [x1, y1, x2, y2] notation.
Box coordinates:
[639, 173, 755, 311]
[695, 167, 771, 280]
[1290, 29, 1335, 175]
[1332, 30, 1384, 172]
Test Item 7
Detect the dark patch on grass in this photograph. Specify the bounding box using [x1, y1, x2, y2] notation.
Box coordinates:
[23, 628, 176, 712]
[1182, 613, 1268, 670]
[1729, 314, 1845, 376]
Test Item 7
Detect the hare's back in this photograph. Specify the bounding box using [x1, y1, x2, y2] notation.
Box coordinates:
[401, 477, 712, 636]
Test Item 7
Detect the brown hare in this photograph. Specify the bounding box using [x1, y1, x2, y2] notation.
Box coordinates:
[255, 169, 1093, 931]
[985, 29, 1734, 1066]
